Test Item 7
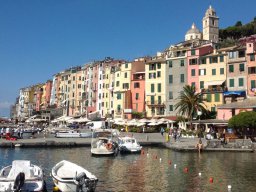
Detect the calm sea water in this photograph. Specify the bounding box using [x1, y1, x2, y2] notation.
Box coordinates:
[0, 146, 255, 192]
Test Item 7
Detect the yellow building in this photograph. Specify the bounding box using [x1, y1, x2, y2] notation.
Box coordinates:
[145, 54, 167, 118]
[113, 62, 132, 119]
[200, 49, 227, 111]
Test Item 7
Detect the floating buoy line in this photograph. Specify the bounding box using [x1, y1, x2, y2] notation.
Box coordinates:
[140, 149, 232, 191]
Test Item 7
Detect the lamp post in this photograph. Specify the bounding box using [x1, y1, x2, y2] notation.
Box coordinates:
[197, 110, 202, 138]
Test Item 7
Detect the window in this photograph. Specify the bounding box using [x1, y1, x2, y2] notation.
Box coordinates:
[220, 68, 224, 75]
[239, 78, 244, 87]
[239, 63, 245, 72]
[220, 55, 224, 62]
[229, 79, 234, 87]
[189, 59, 197, 65]
[191, 82, 196, 88]
[117, 104, 121, 111]
[124, 72, 127, 78]
[157, 71, 161, 77]
[228, 51, 237, 59]
[157, 63, 161, 69]
[200, 81, 204, 89]
[212, 69, 216, 75]
[215, 93, 220, 102]
[157, 83, 161, 92]
[168, 60, 172, 67]
[123, 83, 129, 89]
[151, 84, 155, 93]
[73, 76, 75, 81]
[158, 96, 161, 104]
[135, 93, 139, 100]
[149, 64, 156, 70]
[191, 49, 195, 55]
[201, 58, 206, 64]
[149, 73, 156, 79]
[250, 54, 255, 61]
[180, 60, 184, 66]
[125, 63, 128, 68]
[116, 81, 120, 87]
[117, 93, 122, 100]
[229, 65, 234, 73]
[248, 67, 256, 74]
[180, 74, 184, 83]
[191, 69, 196, 76]
[238, 50, 245, 58]
[169, 91, 173, 99]
[207, 94, 211, 102]
[199, 69, 206, 76]
[169, 75, 173, 84]
[251, 80, 256, 89]
[134, 82, 140, 88]
[150, 96, 155, 104]
[169, 105, 173, 111]
[211, 57, 218, 63]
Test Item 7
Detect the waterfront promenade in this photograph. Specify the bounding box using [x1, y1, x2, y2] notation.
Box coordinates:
[0, 131, 254, 152]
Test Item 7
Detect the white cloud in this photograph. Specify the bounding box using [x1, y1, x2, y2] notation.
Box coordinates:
[0, 101, 12, 109]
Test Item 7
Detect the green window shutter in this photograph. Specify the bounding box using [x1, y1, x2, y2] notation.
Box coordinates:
[180, 74, 184, 83]
[158, 96, 161, 104]
[169, 75, 173, 84]
[180, 60, 184, 66]
[169, 105, 173, 111]
[209, 57, 212, 64]
[191, 49, 195, 55]
[220, 68, 224, 75]
[212, 69, 216, 75]
[251, 80, 256, 89]
[215, 93, 220, 102]
[135, 93, 139, 100]
[250, 54, 255, 61]
[229, 79, 234, 87]
[220, 55, 224, 62]
[157, 63, 161, 69]
[151, 84, 155, 93]
[169, 91, 173, 99]
[239, 63, 244, 72]
[168, 60, 172, 67]
[150, 96, 154, 104]
[191, 69, 195, 76]
[239, 78, 244, 87]
[200, 81, 204, 89]
[157, 83, 161, 92]
[207, 94, 211, 102]
[125, 63, 128, 68]
[229, 65, 234, 72]
[157, 71, 161, 77]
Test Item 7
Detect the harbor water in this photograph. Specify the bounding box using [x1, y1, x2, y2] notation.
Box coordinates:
[0, 146, 255, 192]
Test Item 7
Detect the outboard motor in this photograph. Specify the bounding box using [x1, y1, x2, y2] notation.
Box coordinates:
[76, 172, 89, 192]
[13, 172, 25, 192]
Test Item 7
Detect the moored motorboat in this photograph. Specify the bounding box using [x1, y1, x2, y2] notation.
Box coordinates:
[0, 160, 45, 192]
[91, 129, 119, 156]
[55, 130, 92, 138]
[118, 136, 142, 154]
[51, 160, 98, 192]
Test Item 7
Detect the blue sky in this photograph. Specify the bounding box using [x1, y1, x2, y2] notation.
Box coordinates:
[0, 0, 256, 117]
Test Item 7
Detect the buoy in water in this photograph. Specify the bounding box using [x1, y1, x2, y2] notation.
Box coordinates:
[228, 185, 232, 190]
[209, 177, 214, 183]
[184, 167, 188, 173]
[147, 153, 149, 157]
[168, 160, 172, 165]
[174, 164, 177, 169]
[199, 172, 202, 176]
[53, 186, 59, 192]
[159, 158, 162, 162]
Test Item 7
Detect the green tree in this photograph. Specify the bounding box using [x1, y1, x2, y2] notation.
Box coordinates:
[228, 111, 256, 129]
[174, 85, 208, 128]
[235, 21, 242, 27]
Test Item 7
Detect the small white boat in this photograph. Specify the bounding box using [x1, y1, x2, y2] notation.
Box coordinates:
[91, 129, 119, 156]
[55, 130, 92, 138]
[51, 160, 98, 192]
[118, 136, 142, 154]
[0, 160, 45, 192]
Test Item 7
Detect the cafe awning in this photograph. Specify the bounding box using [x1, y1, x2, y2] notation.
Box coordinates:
[224, 91, 246, 97]
[205, 80, 225, 86]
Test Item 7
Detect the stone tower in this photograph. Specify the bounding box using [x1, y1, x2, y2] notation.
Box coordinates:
[202, 5, 219, 43]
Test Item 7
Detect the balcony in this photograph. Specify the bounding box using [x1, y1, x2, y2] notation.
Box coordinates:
[115, 110, 122, 115]
[201, 87, 226, 94]
[147, 101, 165, 106]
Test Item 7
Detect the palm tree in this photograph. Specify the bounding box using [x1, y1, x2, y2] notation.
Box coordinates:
[174, 85, 207, 129]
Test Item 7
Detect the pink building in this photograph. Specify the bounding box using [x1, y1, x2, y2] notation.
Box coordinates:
[44, 80, 52, 109]
[187, 44, 213, 92]
[131, 59, 146, 119]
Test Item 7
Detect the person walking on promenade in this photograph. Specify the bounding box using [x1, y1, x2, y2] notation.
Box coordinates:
[160, 127, 165, 136]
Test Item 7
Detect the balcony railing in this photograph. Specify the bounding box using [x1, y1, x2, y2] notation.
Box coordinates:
[146, 101, 165, 106]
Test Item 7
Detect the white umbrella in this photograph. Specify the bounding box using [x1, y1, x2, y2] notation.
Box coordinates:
[136, 122, 145, 127]
[148, 122, 158, 126]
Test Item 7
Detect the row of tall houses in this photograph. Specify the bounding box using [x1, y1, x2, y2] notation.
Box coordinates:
[11, 6, 256, 121]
